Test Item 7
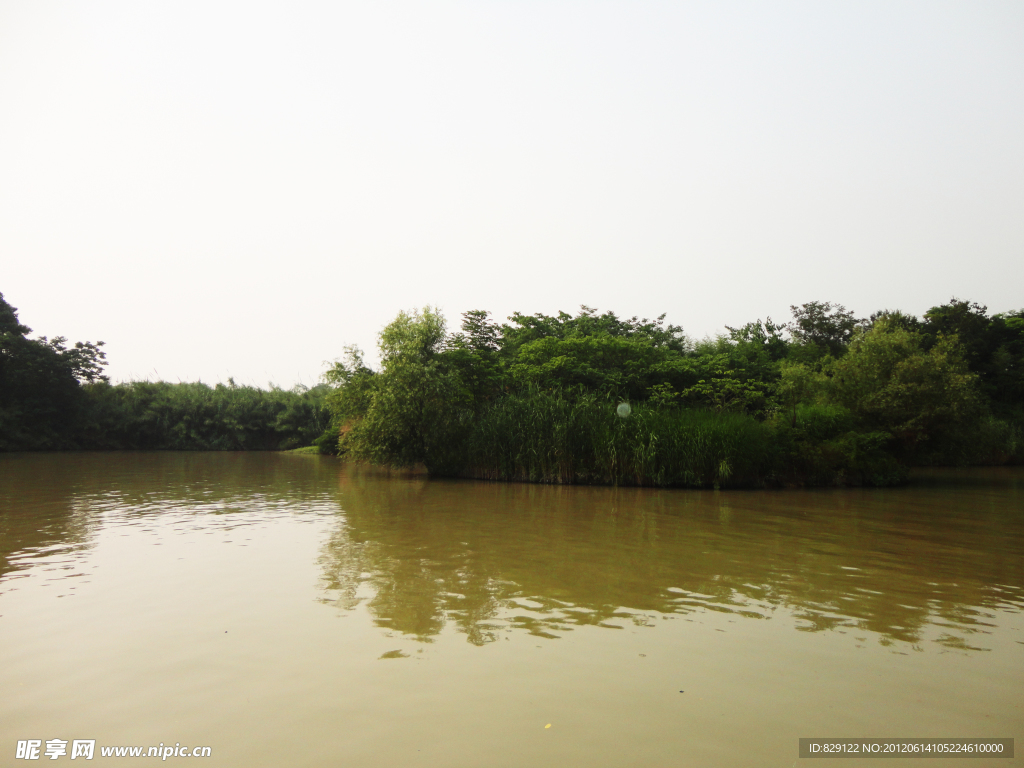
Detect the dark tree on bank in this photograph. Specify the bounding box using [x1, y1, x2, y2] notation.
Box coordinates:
[923, 298, 1024, 418]
[0, 292, 108, 450]
[787, 301, 863, 358]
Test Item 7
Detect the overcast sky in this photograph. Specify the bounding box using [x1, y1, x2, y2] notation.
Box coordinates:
[2, 1, 1021, 386]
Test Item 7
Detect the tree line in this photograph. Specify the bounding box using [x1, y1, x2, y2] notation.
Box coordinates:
[0, 292, 329, 452]
[321, 300, 1023, 486]
[3, 289, 1021, 485]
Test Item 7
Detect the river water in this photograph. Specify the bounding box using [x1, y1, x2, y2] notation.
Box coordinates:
[1, 453, 1021, 767]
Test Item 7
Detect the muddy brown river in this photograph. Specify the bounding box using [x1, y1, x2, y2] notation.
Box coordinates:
[1, 453, 1021, 766]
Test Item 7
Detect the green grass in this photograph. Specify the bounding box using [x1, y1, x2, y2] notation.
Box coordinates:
[283, 445, 321, 455]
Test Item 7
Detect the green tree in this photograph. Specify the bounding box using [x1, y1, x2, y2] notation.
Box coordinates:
[788, 301, 862, 358]
[446, 310, 503, 403]
[988, 308, 1024, 419]
[494, 306, 690, 402]
[776, 360, 825, 427]
[827, 318, 981, 460]
[1, 292, 107, 450]
[672, 354, 774, 415]
[454, 309, 501, 354]
[923, 299, 1024, 418]
[506, 333, 669, 400]
[864, 309, 922, 333]
[725, 317, 789, 362]
[922, 299, 991, 365]
[323, 345, 377, 420]
[500, 306, 688, 356]
[341, 307, 472, 472]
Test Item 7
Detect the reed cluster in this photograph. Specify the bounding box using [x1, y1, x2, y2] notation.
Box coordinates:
[458, 391, 772, 488]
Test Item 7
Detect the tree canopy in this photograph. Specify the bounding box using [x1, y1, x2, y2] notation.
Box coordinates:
[321, 298, 1021, 481]
[4, 288, 1021, 483]
[0, 293, 108, 449]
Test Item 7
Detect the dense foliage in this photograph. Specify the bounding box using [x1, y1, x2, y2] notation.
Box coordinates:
[3, 289, 1021, 485]
[1, 292, 107, 450]
[324, 300, 1023, 486]
[79, 380, 331, 451]
[0, 293, 329, 452]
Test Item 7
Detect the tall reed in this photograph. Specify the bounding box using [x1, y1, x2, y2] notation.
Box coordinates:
[457, 391, 771, 488]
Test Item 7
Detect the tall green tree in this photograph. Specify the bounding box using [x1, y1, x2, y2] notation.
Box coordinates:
[500, 306, 688, 356]
[923, 299, 1024, 418]
[323, 345, 377, 422]
[340, 307, 472, 472]
[493, 306, 691, 401]
[0, 292, 107, 450]
[445, 310, 503, 403]
[788, 301, 862, 359]
[827, 317, 981, 460]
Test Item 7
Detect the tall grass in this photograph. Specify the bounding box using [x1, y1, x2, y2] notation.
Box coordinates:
[456, 391, 772, 488]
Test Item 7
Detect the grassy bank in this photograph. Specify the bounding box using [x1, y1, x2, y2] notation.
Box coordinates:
[284, 445, 322, 455]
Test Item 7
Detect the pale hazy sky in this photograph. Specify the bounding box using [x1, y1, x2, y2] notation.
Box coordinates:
[2, 1, 1022, 386]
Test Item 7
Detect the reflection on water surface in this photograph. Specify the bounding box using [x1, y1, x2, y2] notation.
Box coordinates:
[321, 465, 1024, 652]
[1, 453, 1021, 767]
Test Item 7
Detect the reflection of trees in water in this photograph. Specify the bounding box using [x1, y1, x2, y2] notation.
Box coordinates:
[318, 472, 512, 644]
[0, 452, 344, 583]
[320, 465, 1024, 649]
[0, 456, 100, 582]
[4, 454, 1020, 651]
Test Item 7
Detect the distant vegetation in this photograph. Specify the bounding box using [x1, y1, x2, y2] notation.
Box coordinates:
[0, 293, 329, 452]
[79, 379, 331, 451]
[2, 290, 1021, 486]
